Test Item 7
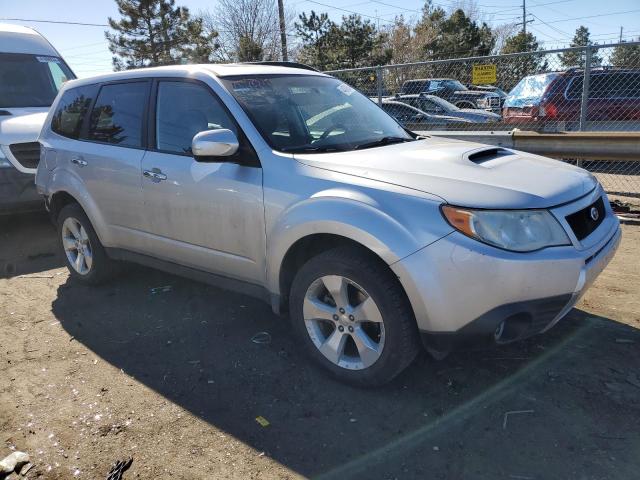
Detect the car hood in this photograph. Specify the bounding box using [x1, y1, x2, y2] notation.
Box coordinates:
[0, 108, 48, 145]
[453, 90, 487, 98]
[428, 114, 471, 123]
[459, 108, 501, 119]
[294, 138, 597, 209]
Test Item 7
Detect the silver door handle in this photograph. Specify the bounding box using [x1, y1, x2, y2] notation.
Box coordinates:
[71, 156, 87, 167]
[143, 169, 167, 181]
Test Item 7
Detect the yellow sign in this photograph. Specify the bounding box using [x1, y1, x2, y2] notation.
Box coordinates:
[472, 64, 497, 85]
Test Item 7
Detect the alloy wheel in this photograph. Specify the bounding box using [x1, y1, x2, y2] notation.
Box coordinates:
[61, 217, 93, 275]
[303, 275, 385, 370]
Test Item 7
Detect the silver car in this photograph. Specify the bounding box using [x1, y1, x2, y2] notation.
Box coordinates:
[35, 64, 621, 386]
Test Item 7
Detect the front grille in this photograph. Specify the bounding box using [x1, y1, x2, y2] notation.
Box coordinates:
[9, 142, 41, 169]
[566, 196, 605, 241]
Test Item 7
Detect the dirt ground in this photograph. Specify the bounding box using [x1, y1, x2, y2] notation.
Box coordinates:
[1, 212, 639, 480]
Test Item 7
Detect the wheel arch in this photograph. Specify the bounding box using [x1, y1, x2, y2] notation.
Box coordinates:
[455, 100, 477, 109]
[266, 197, 428, 315]
[46, 182, 109, 244]
[276, 233, 393, 315]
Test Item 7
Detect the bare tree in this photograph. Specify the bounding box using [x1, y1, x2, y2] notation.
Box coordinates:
[199, 0, 295, 62]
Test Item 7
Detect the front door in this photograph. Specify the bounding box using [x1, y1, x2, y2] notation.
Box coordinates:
[140, 80, 265, 285]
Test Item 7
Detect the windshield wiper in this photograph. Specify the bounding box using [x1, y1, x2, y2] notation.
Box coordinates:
[354, 136, 414, 150]
[281, 145, 347, 153]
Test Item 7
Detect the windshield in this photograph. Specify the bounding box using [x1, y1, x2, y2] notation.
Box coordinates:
[0, 53, 75, 108]
[445, 80, 467, 91]
[425, 95, 458, 111]
[221, 75, 412, 153]
[504, 73, 559, 107]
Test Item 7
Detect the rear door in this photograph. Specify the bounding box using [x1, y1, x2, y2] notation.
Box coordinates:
[71, 80, 150, 245]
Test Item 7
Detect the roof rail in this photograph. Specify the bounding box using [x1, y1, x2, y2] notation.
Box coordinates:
[242, 61, 319, 72]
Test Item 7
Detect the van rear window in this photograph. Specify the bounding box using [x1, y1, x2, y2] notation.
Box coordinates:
[0, 53, 75, 108]
[504, 73, 559, 107]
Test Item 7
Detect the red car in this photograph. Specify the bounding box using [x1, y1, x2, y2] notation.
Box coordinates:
[502, 68, 640, 128]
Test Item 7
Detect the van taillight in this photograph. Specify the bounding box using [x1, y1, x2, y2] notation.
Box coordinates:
[540, 103, 558, 118]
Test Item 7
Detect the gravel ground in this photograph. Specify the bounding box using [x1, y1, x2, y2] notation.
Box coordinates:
[1, 212, 639, 480]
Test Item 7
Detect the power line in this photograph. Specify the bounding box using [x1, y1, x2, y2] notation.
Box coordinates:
[0, 17, 108, 27]
[301, 0, 396, 23]
[515, 0, 534, 34]
[538, 8, 640, 25]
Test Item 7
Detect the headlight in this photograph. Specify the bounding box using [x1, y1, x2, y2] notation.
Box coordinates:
[441, 205, 571, 252]
[0, 148, 12, 168]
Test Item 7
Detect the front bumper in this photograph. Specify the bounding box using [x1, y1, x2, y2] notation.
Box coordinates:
[391, 189, 621, 350]
[0, 164, 42, 215]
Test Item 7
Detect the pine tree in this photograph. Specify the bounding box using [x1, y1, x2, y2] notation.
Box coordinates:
[499, 31, 549, 90]
[106, 0, 218, 70]
[559, 26, 602, 69]
[610, 39, 640, 67]
[295, 11, 335, 69]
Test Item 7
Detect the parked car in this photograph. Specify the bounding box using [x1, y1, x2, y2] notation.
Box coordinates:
[394, 93, 501, 123]
[0, 23, 75, 215]
[36, 64, 620, 386]
[466, 84, 508, 99]
[380, 100, 471, 127]
[503, 68, 640, 126]
[400, 78, 502, 112]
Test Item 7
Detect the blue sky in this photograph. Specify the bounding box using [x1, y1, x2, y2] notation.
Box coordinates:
[1, 0, 639, 77]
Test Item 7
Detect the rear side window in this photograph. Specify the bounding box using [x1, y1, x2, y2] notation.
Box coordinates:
[87, 82, 148, 148]
[51, 85, 97, 139]
[566, 76, 583, 100]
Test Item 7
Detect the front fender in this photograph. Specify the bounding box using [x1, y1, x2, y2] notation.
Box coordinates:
[266, 193, 453, 295]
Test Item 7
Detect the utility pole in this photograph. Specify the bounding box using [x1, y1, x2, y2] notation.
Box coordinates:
[619, 26, 623, 42]
[278, 0, 288, 61]
[516, 0, 534, 35]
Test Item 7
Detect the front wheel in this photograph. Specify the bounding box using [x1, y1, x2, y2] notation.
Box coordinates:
[289, 246, 420, 386]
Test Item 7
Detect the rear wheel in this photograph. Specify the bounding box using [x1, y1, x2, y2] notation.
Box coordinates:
[289, 246, 420, 386]
[57, 203, 116, 284]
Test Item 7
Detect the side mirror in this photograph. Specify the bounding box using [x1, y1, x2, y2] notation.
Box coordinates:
[191, 129, 239, 159]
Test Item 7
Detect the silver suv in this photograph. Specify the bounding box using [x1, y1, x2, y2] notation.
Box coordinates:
[36, 64, 621, 386]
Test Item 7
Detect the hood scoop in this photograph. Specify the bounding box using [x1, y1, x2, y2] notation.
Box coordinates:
[467, 147, 512, 165]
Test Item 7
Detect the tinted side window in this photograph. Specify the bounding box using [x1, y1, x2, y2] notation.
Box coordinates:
[588, 74, 609, 99]
[566, 77, 583, 100]
[87, 82, 147, 148]
[155, 81, 237, 154]
[51, 85, 97, 139]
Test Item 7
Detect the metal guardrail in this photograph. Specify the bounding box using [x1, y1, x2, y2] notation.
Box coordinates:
[420, 130, 640, 162]
[327, 42, 640, 196]
[421, 130, 640, 197]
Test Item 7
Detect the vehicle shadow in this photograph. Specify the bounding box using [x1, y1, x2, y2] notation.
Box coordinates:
[51, 267, 640, 479]
[0, 211, 63, 278]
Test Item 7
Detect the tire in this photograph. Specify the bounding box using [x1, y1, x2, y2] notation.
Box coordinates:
[455, 101, 476, 109]
[57, 203, 116, 285]
[289, 246, 420, 386]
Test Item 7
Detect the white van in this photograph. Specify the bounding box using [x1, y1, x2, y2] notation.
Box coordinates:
[0, 23, 75, 214]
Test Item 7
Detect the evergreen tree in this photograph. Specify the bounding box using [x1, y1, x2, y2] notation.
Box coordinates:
[559, 26, 602, 69]
[106, 0, 218, 70]
[499, 31, 549, 90]
[237, 36, 264, 62]
[610, 38, 640, 67]
[421, 8, 494, 60]
[295, 11, 335, 69]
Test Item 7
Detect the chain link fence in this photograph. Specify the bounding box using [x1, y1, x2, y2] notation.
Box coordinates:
[326, 42, 640, 196]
